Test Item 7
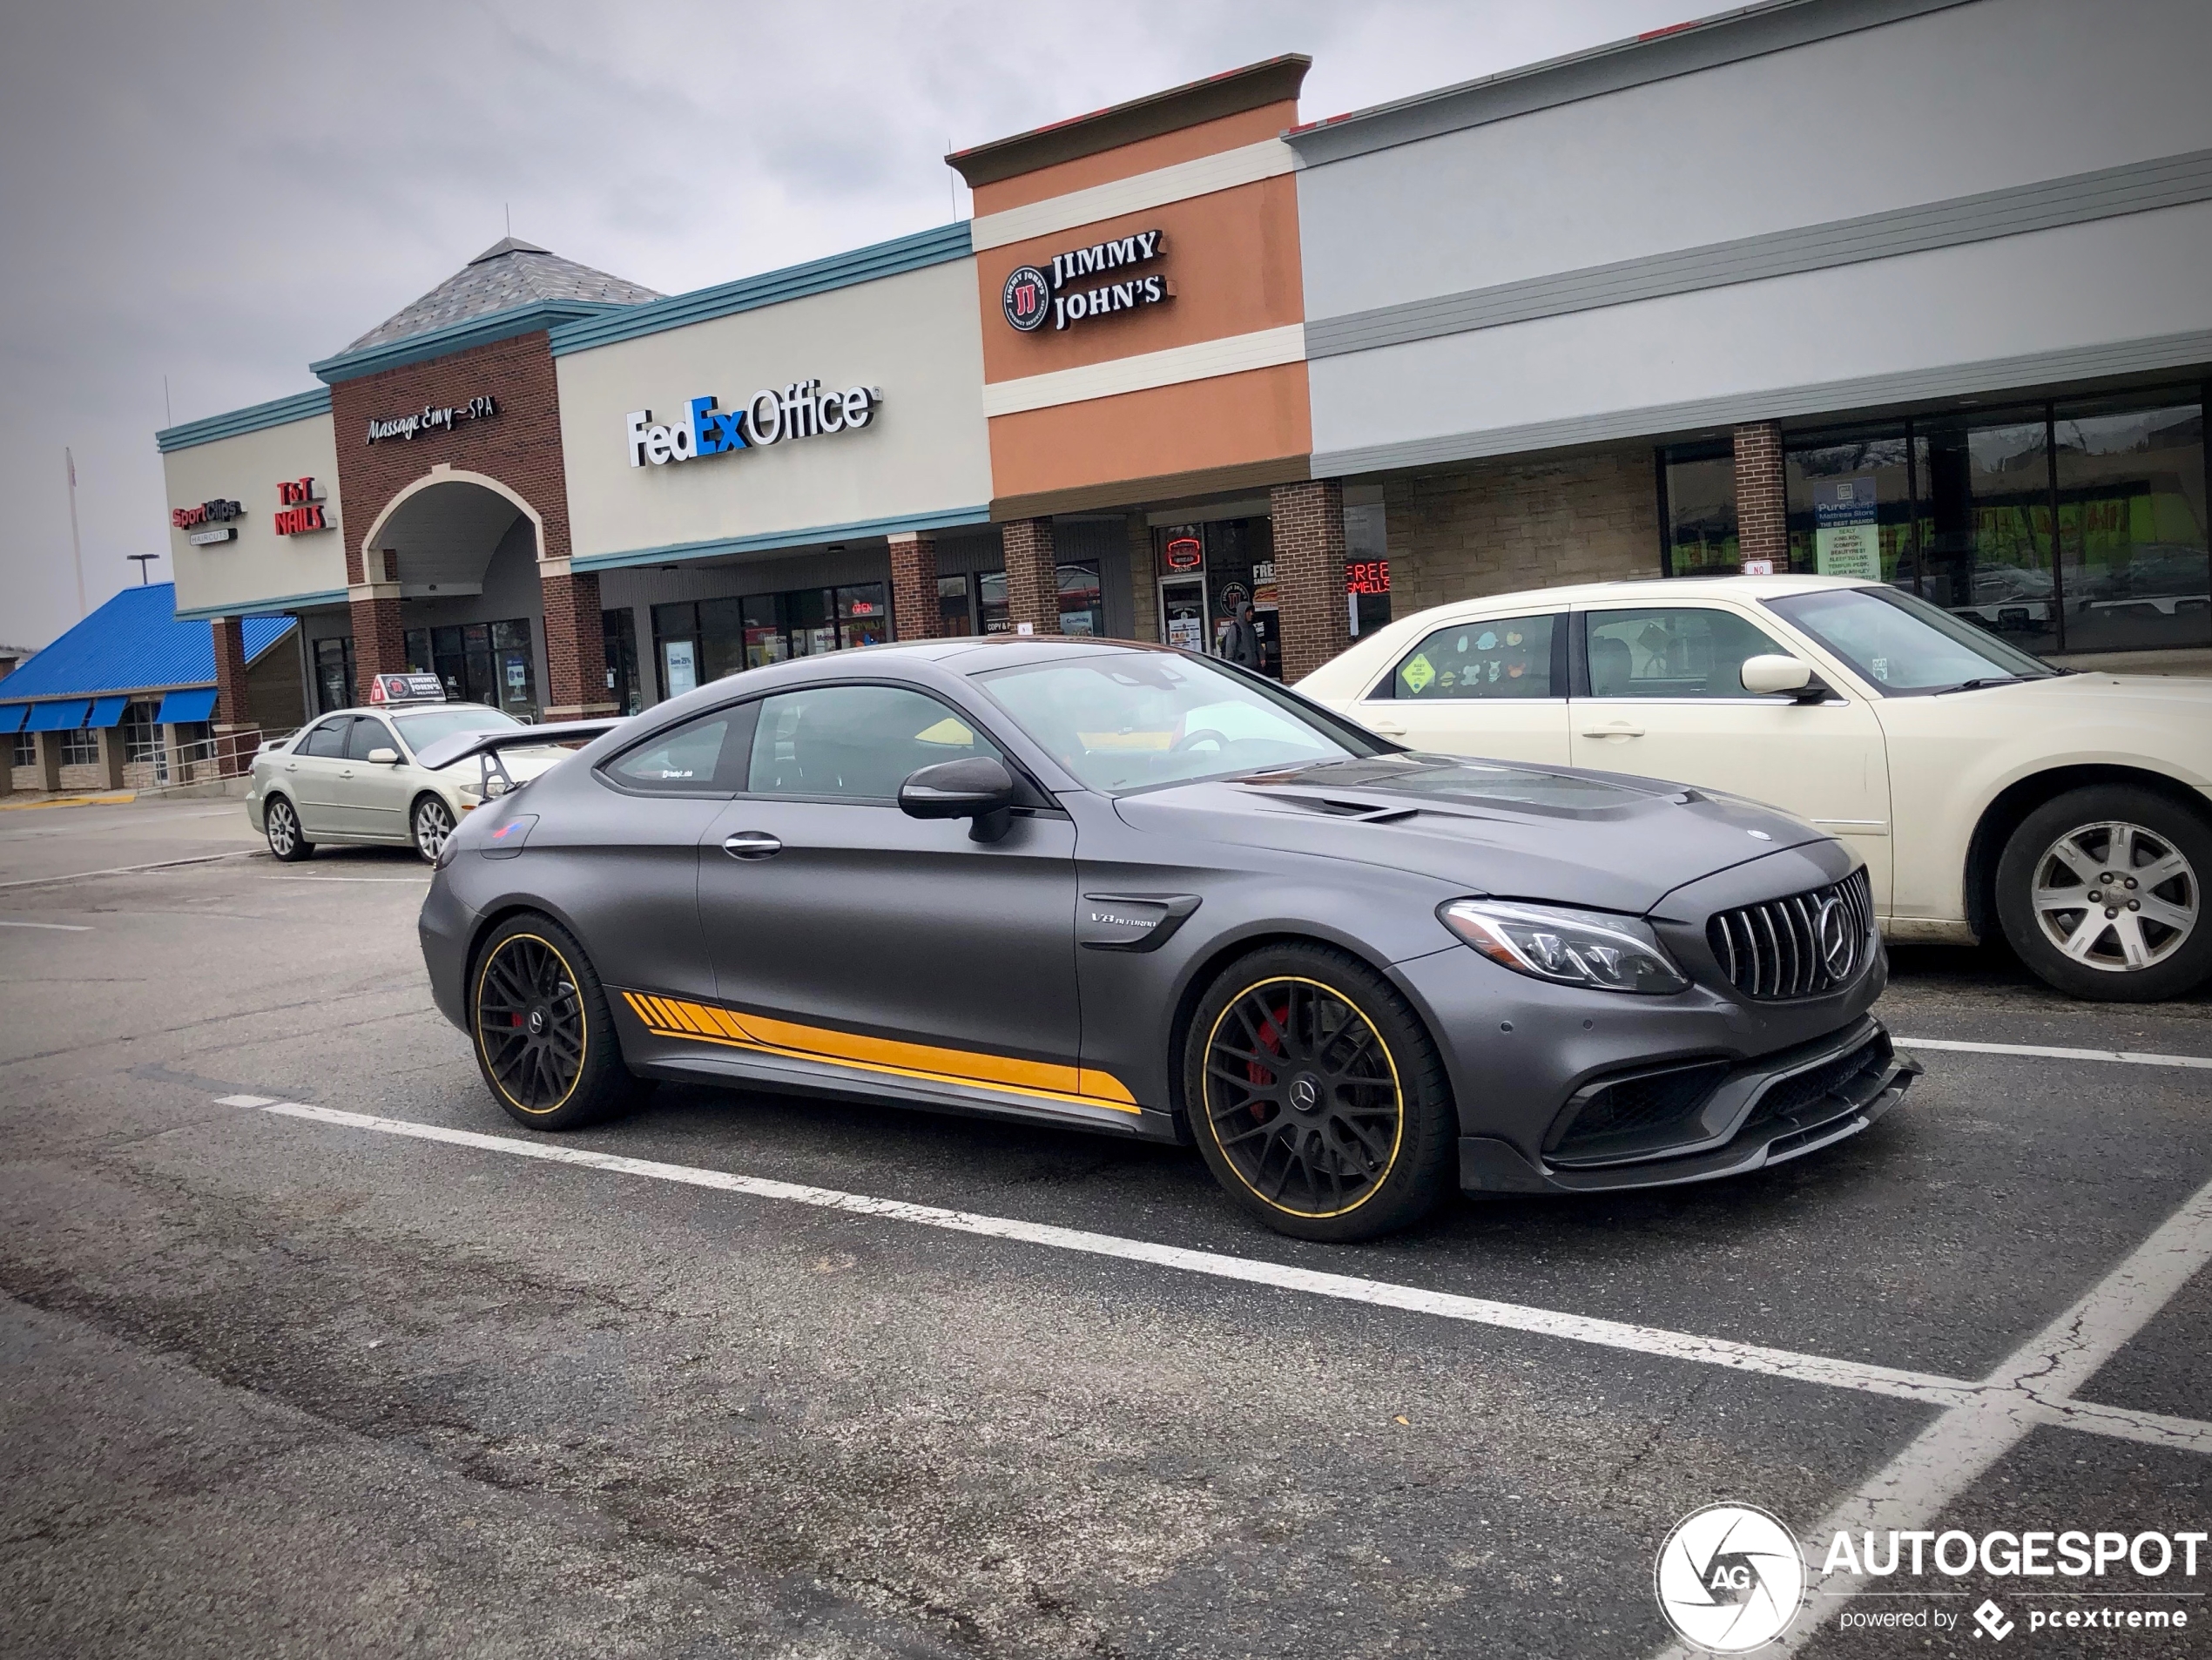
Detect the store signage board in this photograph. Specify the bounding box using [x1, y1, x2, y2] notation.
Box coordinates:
[1163, 536, 1203, 571]
[186, 526, 236, 546]
[626, 381, 879, 469]
[1345, 560, 1391, 595]
[172, 498, 244, 530]
[1002, 231, 1171, 333]
[1814, 476, 1882, 579]
[273, 476, 334, 536]
[367, 395, 498, 444]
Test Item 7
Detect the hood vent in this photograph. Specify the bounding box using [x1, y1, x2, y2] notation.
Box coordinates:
[1274, 795, 1422, 825]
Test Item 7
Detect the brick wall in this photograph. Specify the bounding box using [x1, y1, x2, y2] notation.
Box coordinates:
[1732, 422, 1786, 567]
[330, 331, 572, 584]
[1001, 518, 1058, 635]
[1271, 479, 1350, 682]
[349, 592, 407, 684]
[888, 531, 941, 641]
[209, 614, 260, 774]
[1379, 443, 1662, 615]
[540, 570, 614, 718]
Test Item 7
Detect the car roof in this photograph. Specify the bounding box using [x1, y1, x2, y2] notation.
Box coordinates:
[1406, 573, 1879, 613]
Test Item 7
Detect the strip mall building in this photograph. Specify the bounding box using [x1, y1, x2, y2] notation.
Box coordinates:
[156, 0, 2212, 762]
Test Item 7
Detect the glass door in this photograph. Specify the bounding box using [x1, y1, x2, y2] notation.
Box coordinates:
[1917, 411, 2057, 658]
[1159, 575, 1209, 653]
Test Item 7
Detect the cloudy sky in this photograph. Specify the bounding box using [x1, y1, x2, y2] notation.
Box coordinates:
[0, 0, 1690, 651]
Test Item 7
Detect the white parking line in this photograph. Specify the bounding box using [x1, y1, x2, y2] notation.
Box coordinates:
[1651, 1166, 2212, 1658]
[1901, 1036, 2212, 1070]
[0, 919, 92, 931]
[209, 1093, 2212, 1459]
[263, 876, 428, 884]
[0, 850, 259, 890]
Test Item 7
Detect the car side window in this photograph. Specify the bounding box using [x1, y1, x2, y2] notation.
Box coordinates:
[1385, 614, 1559, 699]
[746, 684, 1003, 801]
[605, 709, 747, 794]
[345, 718, 396, 761]
[300, 717, 352, 758]
[1583, 608, 1794, 698]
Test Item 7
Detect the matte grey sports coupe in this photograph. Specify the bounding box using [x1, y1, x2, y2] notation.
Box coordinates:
[416, 638, 1917, 1241]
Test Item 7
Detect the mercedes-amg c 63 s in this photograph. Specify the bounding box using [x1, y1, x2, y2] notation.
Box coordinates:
[416, 638, 1917, 1241]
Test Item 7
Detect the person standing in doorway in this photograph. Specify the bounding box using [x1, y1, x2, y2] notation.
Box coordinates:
[1218, 600, 1261, 669]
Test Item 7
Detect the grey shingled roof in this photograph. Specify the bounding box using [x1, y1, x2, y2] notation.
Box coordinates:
[341, 237, 663, 354]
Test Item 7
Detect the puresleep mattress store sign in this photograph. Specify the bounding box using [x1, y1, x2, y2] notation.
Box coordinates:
[624, 380, 880, 469]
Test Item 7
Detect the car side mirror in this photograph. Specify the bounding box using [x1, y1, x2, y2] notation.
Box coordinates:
[1739, 654, 1817, 698]
[366, 746, 401, 766]
[900, 755, 1018, 843]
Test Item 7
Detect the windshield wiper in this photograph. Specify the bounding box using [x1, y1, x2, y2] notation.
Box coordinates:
[1934, 676, 2025, 694]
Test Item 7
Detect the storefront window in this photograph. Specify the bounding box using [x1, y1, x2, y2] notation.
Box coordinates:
[1918, 410, 2056, 657]
[1055, 563, 1103, 637]
[938, 574, 974, 636]
[1345, 502, 1393, 638]
[978, 570, 1011, 634]
[1784, 427, 1916, 585]
[10, 732, 33, 768]
[838, 582, 890, 649]
[742, 595, 788, 668]
[601, 609, 642, 715]
[1661, 448, 1738, 577]
[2054, 397, 2209, 654]
[419, 621, 537, 714]
[314, 636, 355, 712]
[122, 699, 162, 763]
[62, 726, 98, 766]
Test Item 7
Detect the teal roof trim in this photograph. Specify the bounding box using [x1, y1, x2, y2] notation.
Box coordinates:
[311, 299, 627, 384]
[156, 388, 332, 454]
[571, 504, 994, 574]
[173, 587, 349, 623]
[550, 222, 974, 358]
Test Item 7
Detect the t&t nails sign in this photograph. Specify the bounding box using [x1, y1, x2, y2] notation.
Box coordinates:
[273, 476, 333, 536]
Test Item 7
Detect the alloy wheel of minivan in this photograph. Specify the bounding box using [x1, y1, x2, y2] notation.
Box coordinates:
[1997, 786, 2212, 1002]
[414, 795, 456, 863]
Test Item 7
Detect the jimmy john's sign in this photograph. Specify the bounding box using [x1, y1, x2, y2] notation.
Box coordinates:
[1001, 229, 1172, 333]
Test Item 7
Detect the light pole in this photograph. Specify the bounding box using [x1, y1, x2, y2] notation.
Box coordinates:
[128, 554, 159, 585]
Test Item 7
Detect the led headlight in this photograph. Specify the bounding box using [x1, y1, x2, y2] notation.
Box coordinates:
[1440, 899, 1689, 995]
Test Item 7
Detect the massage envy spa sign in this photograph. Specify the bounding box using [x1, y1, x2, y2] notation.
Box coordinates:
[626, 380, 880, 469]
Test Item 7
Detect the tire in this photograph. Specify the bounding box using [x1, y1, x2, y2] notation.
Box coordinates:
[1184, 942, 1458, 1241]
[1995, 784, 2212, 1002]
[469, 914, 641, 1130]
[264, 794, 313, 862]
[412, 793, 456, 864]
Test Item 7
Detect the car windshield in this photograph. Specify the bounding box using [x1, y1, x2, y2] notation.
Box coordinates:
[976, 653, 1383, 792]
[1764, 585, 2056, 695]
[391, 706, 523, 749]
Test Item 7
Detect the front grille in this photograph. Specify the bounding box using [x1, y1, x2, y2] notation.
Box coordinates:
[1707, 867, 1874, 1001]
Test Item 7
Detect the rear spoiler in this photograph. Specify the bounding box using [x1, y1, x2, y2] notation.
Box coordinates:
[415, 718, 626, 772]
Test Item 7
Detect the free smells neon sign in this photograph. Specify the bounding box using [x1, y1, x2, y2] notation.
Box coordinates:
[625, 381, 880, 468]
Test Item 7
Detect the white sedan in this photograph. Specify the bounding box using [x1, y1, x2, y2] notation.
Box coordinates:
[1297, 575, 2212, 1002]
[247, 702, 569, 864]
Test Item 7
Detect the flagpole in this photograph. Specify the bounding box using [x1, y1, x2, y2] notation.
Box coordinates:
[65, 447, 86, 617]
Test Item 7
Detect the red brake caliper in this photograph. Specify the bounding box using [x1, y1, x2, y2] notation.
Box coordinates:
[1246, 1002, 1289, 1118]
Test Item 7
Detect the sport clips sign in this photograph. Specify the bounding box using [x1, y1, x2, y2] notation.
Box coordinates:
[1001, 230, 1170, 333]
[625, 380, 879, 469]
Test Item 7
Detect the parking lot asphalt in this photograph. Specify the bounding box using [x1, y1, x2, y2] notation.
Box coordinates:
[3, 796, 2209, 1658]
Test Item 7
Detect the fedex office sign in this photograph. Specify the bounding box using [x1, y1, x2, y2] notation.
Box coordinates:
[625, 380, 880, 469]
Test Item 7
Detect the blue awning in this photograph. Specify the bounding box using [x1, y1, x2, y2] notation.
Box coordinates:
[25, 700, 91, 732]
[86, 695, 129, 728]
[0, 704, 26, 734]
[153, 687, 218, 725]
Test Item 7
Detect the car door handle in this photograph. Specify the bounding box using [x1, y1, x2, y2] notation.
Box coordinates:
[339, 767, 354, 777]
[284, 762, 298, 772]
[1581, 723, 1645, 739]
[721, 832, 782, 860]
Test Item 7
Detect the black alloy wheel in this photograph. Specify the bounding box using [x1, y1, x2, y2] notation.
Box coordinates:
[413, 794, 456, 864]
[1186, 943, 1457, 1241]
[1996, 784, 2212, 1002]
[264, 795, 313, 861]
[469, 915, 638, 1129]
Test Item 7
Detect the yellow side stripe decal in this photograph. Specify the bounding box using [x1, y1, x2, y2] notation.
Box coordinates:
[618, 990, 1140, 1113]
